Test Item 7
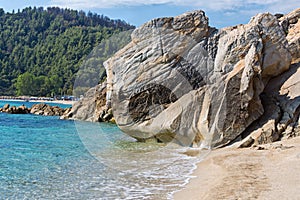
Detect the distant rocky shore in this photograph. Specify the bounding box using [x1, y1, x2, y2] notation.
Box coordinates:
[0, 103, 71, 116]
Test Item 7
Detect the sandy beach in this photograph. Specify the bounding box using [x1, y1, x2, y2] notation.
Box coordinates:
[29, 100, 74, 105]
[174, 136, 300, 200]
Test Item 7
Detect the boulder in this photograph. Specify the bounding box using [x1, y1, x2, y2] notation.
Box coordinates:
[60, 82, 112, 122]
[0, 104, 30, 114]
[30, 103, 47, 115]
[7, 106, 17, 114]
[104, 10, 292, 147]
[239, 62, 300, 147]
[30, 103, 66, 116]
[3, 104, 10, 110]
[16, 105, 30, 114]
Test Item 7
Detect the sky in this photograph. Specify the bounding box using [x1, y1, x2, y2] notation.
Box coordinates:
[0, 0, 299, 28]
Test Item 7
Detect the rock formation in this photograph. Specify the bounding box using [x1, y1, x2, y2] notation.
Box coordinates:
[30, 103, 68, 116]
[0, 104, 30, 114]
[66, 8, 300, 148]
[0, 103, 68, 116]
[60, 82, 114, 123]
[104, 10, 295, 148]
[238, 8, 300, 147]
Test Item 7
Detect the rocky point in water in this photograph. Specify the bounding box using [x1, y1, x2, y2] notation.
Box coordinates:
[60, 83, 114, 123]
[0, 104, 30, 114]
[0, 103, 69, 116]
[63, 8, 300, 148]
[30, 103, 70, 116]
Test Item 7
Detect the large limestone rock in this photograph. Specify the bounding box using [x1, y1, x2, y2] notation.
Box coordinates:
[104, 10, 292, 147]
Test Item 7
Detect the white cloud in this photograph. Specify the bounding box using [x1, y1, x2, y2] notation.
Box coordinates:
[178, 0, 299, 13]
[50, 0, 173, 9]
[49, 0, 299, 13]
[266, 1, 300, 13]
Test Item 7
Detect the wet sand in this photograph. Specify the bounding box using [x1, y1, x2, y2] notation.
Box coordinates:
[174, 136, 300, 200]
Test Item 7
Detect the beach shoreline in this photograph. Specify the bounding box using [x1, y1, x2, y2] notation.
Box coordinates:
[174, 136, 300, 200]
[0, 98, 74, 105]
[28, 99, 74, 105]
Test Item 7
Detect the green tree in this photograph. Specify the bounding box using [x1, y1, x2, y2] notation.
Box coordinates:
[15, 72, 37, 96]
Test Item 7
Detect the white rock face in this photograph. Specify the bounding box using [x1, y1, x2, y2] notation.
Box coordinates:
[104, 10, 292, 148]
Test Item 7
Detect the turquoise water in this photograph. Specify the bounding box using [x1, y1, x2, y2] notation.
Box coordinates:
[0, 100, 204, 200]
[0, 100, 71, 109]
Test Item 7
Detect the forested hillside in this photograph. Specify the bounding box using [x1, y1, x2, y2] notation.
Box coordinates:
[0, 7, 134, 96]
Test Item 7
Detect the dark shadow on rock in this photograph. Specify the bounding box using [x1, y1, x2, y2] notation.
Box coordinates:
[239, 61, 300, 146]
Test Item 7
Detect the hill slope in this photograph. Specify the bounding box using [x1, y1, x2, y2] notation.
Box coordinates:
[0, 7, 134, 96]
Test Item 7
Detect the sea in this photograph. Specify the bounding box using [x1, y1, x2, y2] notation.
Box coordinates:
[0, 100, 210, 200]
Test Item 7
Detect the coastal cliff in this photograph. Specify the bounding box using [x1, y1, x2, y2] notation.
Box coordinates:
[64, 8, 300, 148]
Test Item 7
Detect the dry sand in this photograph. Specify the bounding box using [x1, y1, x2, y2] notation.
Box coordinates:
[174, 136, 300, 200]
[30, 100, 74, 105]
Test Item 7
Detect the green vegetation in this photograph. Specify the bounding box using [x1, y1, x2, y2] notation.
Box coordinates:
[0, 7, 134, 96]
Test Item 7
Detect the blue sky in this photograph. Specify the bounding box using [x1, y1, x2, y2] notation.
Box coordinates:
[0, 0, 299, 28]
